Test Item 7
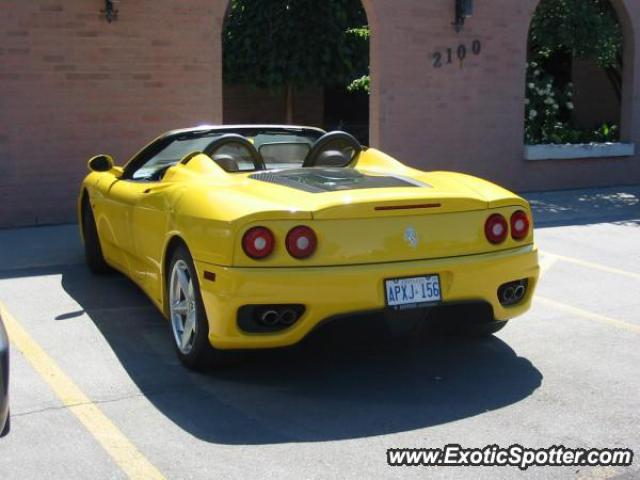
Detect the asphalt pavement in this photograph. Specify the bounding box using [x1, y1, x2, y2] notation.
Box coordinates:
[0, 185, 639, 479]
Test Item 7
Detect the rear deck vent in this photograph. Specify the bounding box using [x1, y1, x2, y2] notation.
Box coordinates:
[249, 168, 430, 193]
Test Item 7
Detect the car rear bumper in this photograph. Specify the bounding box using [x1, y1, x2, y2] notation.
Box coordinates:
[195, 244, 539, 349]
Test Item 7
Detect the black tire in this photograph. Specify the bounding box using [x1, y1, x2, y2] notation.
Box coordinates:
[453, 320, 509, 337]
[167, 244, 235, 371]
[1, 412, 10, 437]
[81, 196, 110, 274]
[429, 303, 508, 337]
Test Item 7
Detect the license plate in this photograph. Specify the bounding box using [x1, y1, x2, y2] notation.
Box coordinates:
[385, 275, 442, 310]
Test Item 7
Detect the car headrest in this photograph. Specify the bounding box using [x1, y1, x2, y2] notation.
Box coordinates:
[213, 154, 240, 173]
[314, 150, 351, 167]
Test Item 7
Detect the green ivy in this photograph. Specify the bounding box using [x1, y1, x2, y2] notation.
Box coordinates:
[346, 26, 370, 93]
[223, 0, 369, 90]
[529, 0, 623, 69]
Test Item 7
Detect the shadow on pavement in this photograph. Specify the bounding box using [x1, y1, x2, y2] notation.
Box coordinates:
[526, 186, 640, 228]
[7, 262, 542, 445]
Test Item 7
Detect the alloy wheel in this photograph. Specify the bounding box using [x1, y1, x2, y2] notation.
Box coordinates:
[169, 259, 198, 354]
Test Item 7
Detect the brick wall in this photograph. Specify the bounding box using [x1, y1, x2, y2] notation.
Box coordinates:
[366, 0, 640, 192]
[1, 0, 640, 228]
[0, 0, 227, 226]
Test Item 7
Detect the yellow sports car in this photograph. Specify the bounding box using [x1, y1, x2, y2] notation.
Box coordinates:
[79, 125, 539, 369]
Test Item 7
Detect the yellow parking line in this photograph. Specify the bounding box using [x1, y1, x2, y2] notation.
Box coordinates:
[536, 296, 640, 335]
[0, 303, 165, 480]
[540, 251, 640, 281]
[537, 251, 640, 334]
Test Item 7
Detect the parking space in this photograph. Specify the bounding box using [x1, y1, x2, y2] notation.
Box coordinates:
[0, 186, 639, 479]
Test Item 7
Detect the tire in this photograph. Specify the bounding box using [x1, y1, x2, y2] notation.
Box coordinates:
[429, 303, 509, 337]
[81, 196, 110, 274]
[167, 244, 234, 371]
[454, 320, 509, 337]
[1, 412, 10, 437]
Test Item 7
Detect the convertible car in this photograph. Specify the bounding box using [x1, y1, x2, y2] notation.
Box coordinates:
[79, 125, 539, 369]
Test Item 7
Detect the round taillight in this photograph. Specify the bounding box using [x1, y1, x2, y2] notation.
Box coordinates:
[511, 210, 530, 240]
[286, 226, 317, 259]
[485, 214, 508, 244]
[242, 227, 275, 259]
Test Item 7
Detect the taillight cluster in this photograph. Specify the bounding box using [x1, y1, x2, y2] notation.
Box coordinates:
[286, 226, 317, 259]
[242, 226, 317, 260]
[485, 214, 509, 244]
[510, 211, 530, 240]
[484, 211, 531, 244]
[242, 227, 275, 259]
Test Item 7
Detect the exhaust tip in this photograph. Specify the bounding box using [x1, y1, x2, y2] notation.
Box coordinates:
[498, 279, 529, 307]
[501, 286, 516, 304]
[260, 310, 280, 326]
[280, 309, 298, 326]
[238, 305, 306, 333]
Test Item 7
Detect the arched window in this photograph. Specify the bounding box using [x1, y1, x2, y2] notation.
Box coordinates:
[525, 0, 624, 146]
[222, 0, 370, 143]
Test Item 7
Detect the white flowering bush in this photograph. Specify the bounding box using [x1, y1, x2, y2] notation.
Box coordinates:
[525, 0, 622, 145]
[524, 62, 576, 144]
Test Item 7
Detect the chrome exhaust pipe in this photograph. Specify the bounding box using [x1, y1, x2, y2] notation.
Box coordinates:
[279, 309, 298, 326]
[498, 279, 528, 306]
[501, 286, 516, 304]
[260, 310, 280, 326]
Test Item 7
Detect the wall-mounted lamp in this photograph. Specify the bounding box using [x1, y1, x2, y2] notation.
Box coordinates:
[101, 0, 119, 23]
[453, 0, 474, 33]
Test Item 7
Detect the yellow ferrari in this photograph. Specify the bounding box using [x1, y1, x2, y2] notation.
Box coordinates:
[79, 125, 539, 369]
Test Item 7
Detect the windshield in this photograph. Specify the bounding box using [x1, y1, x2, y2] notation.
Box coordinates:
[131, 128, 323, 180]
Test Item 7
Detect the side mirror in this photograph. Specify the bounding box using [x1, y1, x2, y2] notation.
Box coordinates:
[88, 154, 115, 173]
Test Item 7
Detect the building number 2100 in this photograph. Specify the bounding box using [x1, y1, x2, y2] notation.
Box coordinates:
[433, 40, 482, 68]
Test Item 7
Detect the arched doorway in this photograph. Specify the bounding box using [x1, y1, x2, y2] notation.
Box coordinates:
[221, 0, 370, 143]
[525, 0, 630, 145]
